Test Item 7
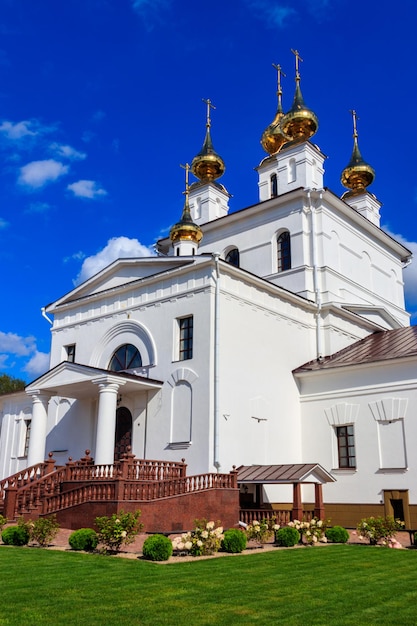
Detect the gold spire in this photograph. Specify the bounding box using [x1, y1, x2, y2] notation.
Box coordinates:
[341, 110, 375, 194]
[191, 98, 225, 183]
[261, 63, 289, 155]
[170, 163, 203, 245]
[280, 49, 318, 142]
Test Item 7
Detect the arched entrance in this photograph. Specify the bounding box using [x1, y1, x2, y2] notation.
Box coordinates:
[114, 407, 132, 461]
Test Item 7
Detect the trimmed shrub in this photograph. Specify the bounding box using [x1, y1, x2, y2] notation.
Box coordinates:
[69, 528, 99, 552]
[142, 534, 173, 561]
[2, 525, 30, 546]
[221, 529, 247, 553]
[326, 526, 349, 544]
[275, 526, 300, 547]
[95, 510, 143, 553]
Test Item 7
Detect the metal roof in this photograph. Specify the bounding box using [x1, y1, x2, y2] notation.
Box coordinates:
[294, 326, 417, 373]
[237, 464, 335, 484]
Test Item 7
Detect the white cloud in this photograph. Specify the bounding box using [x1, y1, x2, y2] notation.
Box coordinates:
[243, 1, 296, 28]
[0, 332, 36, 356]
[74, 236, 155, 285]
[131, 0, 171, 29]
[0, 217, 9, 229]
[26, 201, 52, 214]
[0, 120, 37, 140]
[67, 179, 108, 199]
[23, 351, 50, 378]
[50, 143, 87, 161]
[18, 159, 69, 189]
[63, 250, 86, 263]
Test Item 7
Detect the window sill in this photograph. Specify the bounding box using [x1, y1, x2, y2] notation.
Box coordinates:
[331, 468, 357, 473]
[167, 441, 191, 450]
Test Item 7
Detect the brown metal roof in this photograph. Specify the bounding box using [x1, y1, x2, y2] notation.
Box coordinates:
[294, 326, 417, 373]
[237, 464, 335, 484]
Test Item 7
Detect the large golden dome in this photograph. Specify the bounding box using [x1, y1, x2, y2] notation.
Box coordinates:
[280, 49, 318, 142]
[341, 110, 375, 194]
[191, 99, 225, 183]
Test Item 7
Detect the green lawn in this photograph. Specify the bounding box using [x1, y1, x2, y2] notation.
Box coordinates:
[0, 545, 416, 625]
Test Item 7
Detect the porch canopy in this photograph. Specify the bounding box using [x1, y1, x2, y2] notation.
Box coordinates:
[237, 463, 335, 520]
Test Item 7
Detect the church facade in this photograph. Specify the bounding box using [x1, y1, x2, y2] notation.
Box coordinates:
[1, 56, 416, 527]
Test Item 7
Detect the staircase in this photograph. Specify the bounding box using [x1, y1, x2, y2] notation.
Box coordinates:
[0, 450, 239, 533]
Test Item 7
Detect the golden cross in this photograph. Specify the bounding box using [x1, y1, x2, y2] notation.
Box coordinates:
[202, 98, 216, 127]
[291, 48, 303, 78]
[180, 162, 190, 195]
[272, 63, 286, 94]
[350, 109, 359, 138]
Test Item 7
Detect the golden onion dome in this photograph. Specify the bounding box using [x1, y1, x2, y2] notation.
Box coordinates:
[280, 49, 318, 142]
[191, 98, 225, 183]
[170, 164, 203, 245]
[341, 110, 375, 194]
[261, 63, 289, 155]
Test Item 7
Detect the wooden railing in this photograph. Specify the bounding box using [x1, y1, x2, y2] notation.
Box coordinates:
[239, 509, 313, 525]
[45, 482, 117, 514]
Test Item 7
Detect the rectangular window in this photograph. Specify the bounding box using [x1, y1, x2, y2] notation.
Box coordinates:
[65, 344, 76, 363]
[179, 316, 193, 361]
[336, 425, 356, 468]
[23, 420, 31, 457]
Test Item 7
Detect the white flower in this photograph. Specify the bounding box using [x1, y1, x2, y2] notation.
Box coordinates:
[321, 536, 328, 543]
[273, 524, 280, 530]
[185, 541, 192, 550]
[312, 535, 318, 543]
[178, 542, 185, 550]
[121, 530, 127, 538]
[253, 520, 260, 526]
[317, 520, 323, 527]
[197, 540, 203, 547]
[206, 521, 215, 530]
[201, 530, 208, 539]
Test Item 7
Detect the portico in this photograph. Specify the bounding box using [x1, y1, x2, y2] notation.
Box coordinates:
[25, 362, 163, 466]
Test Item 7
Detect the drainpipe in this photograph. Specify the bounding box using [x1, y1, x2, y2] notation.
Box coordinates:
[41, 307, 53, 325]
[213, 253, 221, 471]
[306, 189, 323, 360]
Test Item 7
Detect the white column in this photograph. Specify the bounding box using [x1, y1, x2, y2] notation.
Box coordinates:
[93, 378, 125, 466]
[27, 392, 50, 467]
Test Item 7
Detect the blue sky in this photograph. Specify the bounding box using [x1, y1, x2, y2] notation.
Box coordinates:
[0, 0, 416, 381]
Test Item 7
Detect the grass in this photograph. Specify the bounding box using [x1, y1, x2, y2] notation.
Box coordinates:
[0, 544, 417, 625]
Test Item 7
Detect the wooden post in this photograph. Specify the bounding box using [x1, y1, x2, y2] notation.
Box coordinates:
[314, 483, 325, 519]
[292, 483, 303, 520]
[3, 485, 18, 521]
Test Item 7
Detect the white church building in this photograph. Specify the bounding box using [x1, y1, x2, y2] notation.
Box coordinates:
[1, 57, 416, 528]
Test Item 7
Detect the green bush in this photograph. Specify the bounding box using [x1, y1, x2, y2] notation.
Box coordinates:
[275, 526, 300, 547]
[69, 528, 99, 552]
[2, 525, 30, 546]
[95, 510, 143, 553]
[0, 514, 7, 532]
[221, 529, 247, 553]
[326, 526, 349, 543]
[142, 534, 173, 561]
[28, 515, 60, 547]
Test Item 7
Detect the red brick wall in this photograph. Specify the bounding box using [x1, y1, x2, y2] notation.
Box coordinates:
[54, 488, 240, 532]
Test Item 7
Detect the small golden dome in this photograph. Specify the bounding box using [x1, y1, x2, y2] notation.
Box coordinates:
[341, 110, 375, 194]
[170, 164, 203, 245]
[261, 63, 289, 155]
[191, 99, 225, 183]
[280, 49, 318, 142]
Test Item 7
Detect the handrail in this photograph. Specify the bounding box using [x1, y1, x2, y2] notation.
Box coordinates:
[0, 461, 57, 503]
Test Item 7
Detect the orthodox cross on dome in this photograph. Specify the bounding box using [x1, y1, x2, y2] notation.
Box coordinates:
[202, 98, 216, 128]
[350, 109, 359, 138]
[291, 48, 303, 79]
[180, 162, 190, 197]
[272, 63, 286, 96]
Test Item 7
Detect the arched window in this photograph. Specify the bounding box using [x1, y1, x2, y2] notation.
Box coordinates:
[109, 344, 142, 372]
[225, 247, 240, 267]
[270, 173, 278, 198]
[277, 232, 291, 272]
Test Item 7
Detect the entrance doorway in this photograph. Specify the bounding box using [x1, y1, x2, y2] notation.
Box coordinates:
[114, 407, 132, 461]
[384, 489, 410, 528]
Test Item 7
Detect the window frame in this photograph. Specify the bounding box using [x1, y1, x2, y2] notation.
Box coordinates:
[178, 315, 193, 361]
[109, 344, 142, 372]
[336, 424, 356, 469]
[277, 231, 291, 272]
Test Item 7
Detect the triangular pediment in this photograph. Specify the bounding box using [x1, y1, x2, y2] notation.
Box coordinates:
[47, 257, 195, 310]
[342, 304, 404, 330]
[26, 362, 163, 399]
